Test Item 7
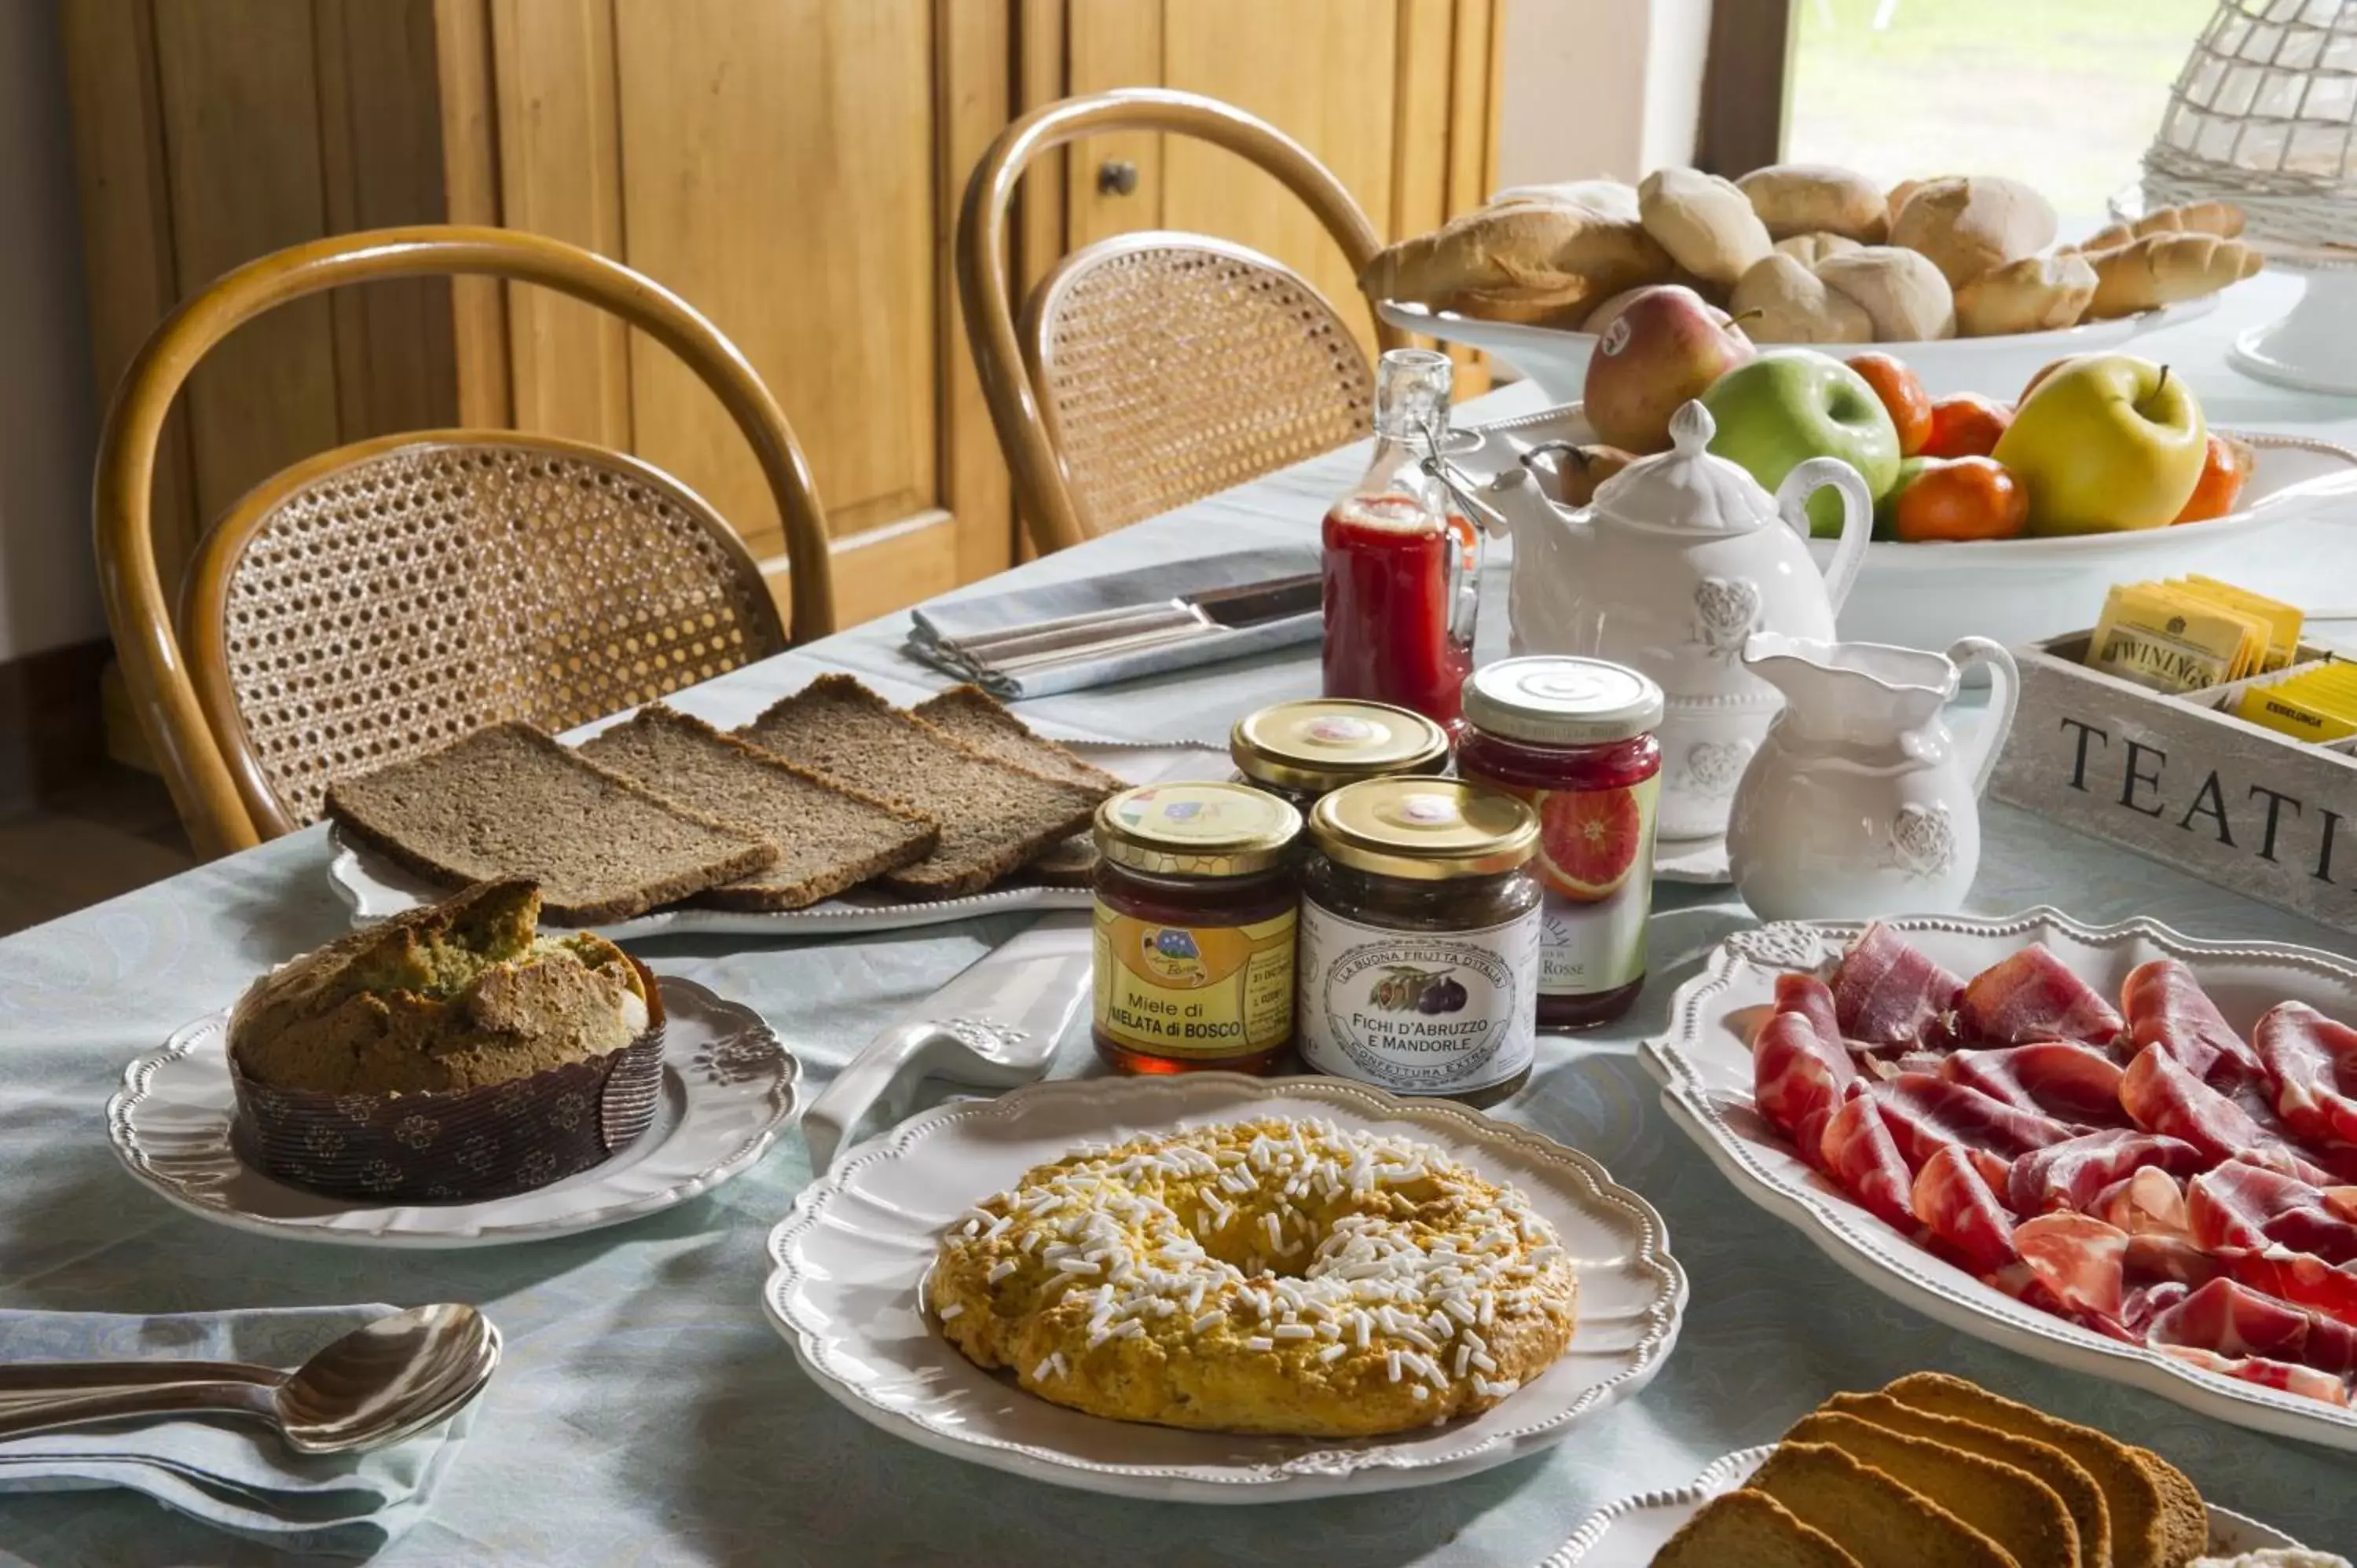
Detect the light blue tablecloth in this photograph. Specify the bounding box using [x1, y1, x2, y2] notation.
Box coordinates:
[4, 273, 2356, 1564]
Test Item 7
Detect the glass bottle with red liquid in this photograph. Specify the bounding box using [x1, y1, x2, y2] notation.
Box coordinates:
[1321, 348, 1480, 734]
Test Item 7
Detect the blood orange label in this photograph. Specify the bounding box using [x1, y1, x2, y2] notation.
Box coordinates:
[1496, 775, 1659, 997]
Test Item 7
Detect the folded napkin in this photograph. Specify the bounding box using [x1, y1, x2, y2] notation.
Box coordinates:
[0, 1305, 475, 1559]
[907, 545, 1321, 698]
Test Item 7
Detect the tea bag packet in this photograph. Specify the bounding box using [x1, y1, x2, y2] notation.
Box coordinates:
[2239, 661, 2357, 742]
[2172, 575, 2304, 672]
[2089, 581, 2266, 694]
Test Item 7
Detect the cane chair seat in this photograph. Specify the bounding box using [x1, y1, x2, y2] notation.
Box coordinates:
[1025, 234, 1373, 537]
[191, 432, 782, 833]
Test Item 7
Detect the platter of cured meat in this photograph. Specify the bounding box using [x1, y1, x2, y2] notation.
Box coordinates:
[1644, 907, 2357, 1449]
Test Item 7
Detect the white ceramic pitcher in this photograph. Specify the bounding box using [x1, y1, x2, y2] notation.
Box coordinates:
[1473, 400, 1874, 843]
[1725, 632, 2020, 920]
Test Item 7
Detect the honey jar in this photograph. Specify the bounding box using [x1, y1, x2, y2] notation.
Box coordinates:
[1091, 782, 1303, 1075]
[1230, 698, 1451, 811]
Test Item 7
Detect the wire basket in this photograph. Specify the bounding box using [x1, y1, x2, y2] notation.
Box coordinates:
[2143, 0, 2357, 247]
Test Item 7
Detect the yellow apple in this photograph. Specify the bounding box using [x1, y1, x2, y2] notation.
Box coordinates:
[1992, 354, 2207, 534]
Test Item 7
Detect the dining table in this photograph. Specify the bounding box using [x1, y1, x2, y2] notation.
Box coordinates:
[5, 269, 2357, 1566]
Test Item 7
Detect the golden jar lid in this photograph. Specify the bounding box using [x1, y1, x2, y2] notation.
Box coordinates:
[1094, 782, 1302, 877]
[1308, 777, 1538, 881]
[1230, 699, 1451, 796]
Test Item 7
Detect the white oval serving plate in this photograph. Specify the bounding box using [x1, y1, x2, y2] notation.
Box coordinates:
[1644, 906, 2357, 1451]
[1541, 1443, 2299, 1566]
[1390, 292, 2224, 402]
[108, 976, 797, 1247]
[328, 739, 1225, 940]
[1463, 401, 2357, 653]
[760, 1073, 1687, 1503]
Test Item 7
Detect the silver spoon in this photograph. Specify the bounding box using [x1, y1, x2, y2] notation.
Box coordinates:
[0, 1302, 498, 1454]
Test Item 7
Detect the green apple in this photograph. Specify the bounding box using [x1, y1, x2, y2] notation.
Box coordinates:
[1701, 350, 1901, 537]
[1992, 353, 2206, 534]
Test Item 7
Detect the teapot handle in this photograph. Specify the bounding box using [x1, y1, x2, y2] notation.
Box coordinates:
[1945, 636, 2020, 797]
[1776, 458, 1874, 614]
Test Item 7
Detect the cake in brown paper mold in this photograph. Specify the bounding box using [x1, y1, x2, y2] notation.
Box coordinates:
[226, 880, 665, 1203]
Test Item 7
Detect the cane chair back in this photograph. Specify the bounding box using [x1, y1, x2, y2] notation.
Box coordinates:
[96, 225, 824, 855]
[959, 88, 1405, 554]
[1023, 233, 1374, 536]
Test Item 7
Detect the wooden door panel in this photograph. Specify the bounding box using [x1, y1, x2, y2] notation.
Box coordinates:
[1065, 0, 1164, 248]
[613, 0, 937, 562]
[1159, 0, 1400, 360]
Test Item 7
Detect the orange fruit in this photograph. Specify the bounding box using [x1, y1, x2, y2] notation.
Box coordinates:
[1534, 787, 1644, 903]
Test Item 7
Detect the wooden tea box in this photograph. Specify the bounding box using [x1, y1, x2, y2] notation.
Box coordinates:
[1989, 632, 2357, 934]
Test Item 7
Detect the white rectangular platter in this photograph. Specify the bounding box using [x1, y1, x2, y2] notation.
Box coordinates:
[330, 740, 1226, 941]
[1643, 906, 2357, 1452]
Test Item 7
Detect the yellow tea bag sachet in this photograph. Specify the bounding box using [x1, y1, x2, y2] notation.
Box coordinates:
[2238, 664, 2357, 742]
[2089, 581, 2265, 694]
[2174, 576, 2304, 672]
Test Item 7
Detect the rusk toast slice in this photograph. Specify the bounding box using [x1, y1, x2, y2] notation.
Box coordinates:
[1783, 1410, 2080, 1568]
[1652, 1488, 1864, 1568]
[1747, 1442, 2014, 1568]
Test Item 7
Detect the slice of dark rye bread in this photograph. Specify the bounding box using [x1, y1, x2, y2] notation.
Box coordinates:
[577, 705, 939, 910]
[323, 722, 779, 925]
[738, 675, 1109, 899]
[911, 685, 1119, 887]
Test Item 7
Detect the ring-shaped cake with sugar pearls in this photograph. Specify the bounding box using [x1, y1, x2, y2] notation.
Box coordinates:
[928, 1116, 1580, 1436]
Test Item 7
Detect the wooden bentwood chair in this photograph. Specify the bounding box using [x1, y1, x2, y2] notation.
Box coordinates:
[96, 225, 832, 859]
[958, 89, 1410, 555]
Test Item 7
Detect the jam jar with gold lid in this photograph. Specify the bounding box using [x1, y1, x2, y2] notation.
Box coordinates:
[1294, 777, 1541, 1104]
[1456, 656, 1664, 1031]
[1230, 698, 1451, 811]
[1091, 782, 1302, 1076]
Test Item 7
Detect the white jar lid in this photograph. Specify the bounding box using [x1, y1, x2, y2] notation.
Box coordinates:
[1461, 657, 1664, 746]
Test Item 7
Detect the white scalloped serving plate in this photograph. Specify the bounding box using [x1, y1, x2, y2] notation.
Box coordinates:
[1644, 907, 2357, 1450]
[760, 1074, 1688, 1503]
[108, 977, 797, 1247]
[1541, 1443, 2299, 1566]
[328, 739, 1226, 940]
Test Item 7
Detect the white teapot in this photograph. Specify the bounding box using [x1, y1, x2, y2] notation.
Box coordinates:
[1476, 400, 1873, 841]
[1726, 632, 2021, 920]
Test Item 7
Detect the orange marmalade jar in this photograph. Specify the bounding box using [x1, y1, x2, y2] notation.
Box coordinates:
[1456, 657, 1664, 1031]
[1091, 782, 1302, 1075]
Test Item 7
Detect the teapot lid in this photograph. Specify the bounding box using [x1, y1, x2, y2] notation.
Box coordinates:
[1589, 401, 1779, 537]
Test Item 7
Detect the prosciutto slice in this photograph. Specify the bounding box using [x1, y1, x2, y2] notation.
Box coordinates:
[2156, 1344, 2352, 1405]
[2007, 1129, 2203, 1217]
[2123, 958, 2262, 1083]
[2092, 1167, 2193, 1236]
[1831, 922, 1963, 1046]
[2014, 1211, 2128, 1320]
[2187, 1162, 2357, 1264]
[1912, 1145, 2019, 1275]
[1957, 946, 2124, 1047]
[2121, 1043, 2335, 1185]
[2255, 1002, 2357, 1150]
[1871, 1073, 2076, 1189]
[1753, 976, 1858, 1169]
[1943, 1043, 2126, 1123]
[1820, 1093, 1915, 1233]
[2219, 1246, 2357, 1328]
[2145, 1277, 2357, 1377]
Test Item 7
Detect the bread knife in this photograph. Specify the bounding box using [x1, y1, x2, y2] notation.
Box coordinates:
[801, 912, 1092, 1174]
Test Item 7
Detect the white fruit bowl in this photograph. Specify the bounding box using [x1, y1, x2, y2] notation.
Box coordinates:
[1384, 295, 2225, 403]
[1463, 401, 2357, 653]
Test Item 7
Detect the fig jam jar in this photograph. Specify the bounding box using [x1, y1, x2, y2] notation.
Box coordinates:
[1456, 657, 1665, 1031]
[1091, 782, 1303, 1075]
[1230, 698, 1450, 811]
[1295, 778, 1541, 1105]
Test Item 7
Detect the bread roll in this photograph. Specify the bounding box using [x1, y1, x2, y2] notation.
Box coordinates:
[1736, 163, 1887, 241]
[1886, 178, 1926, 231]
[1774, 232, 1862, 267]
[2084, 233, 2263, 319]
[1451, 276, 1592, 327]
[1814, 246, 1957, 340]
[1358, 203, 1671, 316]
[1729, 255, 1874, 343]
[1638, 167, 1774, 288]
[1889, 176, 2058, 288]
[1490, 179, 1641, 224]
[1954, 252, 2098, 335]
[2070, 200, 2248, 254]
